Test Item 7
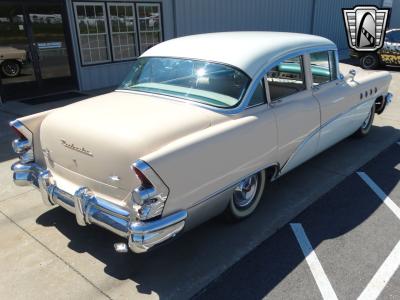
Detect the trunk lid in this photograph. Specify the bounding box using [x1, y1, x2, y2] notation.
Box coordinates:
[40, 91, 225, 203]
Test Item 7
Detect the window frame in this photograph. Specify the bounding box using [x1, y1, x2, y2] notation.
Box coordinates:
[263, 54, 307, 104]
[309, 50, 338, 87]
[73, 1, 112, 66]
[72, 1, 164, 67]
[106, 2, 139, 62]
[247, 79, 268, 108]
[136, 2, 163, 54]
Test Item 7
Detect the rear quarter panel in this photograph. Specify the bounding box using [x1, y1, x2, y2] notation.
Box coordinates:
[142, 106, 278, 216]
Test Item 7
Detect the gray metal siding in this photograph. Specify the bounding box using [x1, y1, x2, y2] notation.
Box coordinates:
[312, 0, 383, 53]
[390, 0, 400, 28]
[174, 0, 314, 36]
[174, 0, 386, 59]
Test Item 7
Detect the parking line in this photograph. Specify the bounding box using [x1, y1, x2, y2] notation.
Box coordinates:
[290, 223, 338, 300]
[357, 171, 400, 299]
[358, 239, 400, 300]
[357, 172, 400, 220]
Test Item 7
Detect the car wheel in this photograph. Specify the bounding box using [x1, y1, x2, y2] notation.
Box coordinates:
[360, 54, 379, 70]
[1, 60, 21, 77]
[354, 104, 375, 138]
[224, 170, 266, 221]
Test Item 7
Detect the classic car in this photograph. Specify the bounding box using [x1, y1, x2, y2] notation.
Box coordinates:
[0, 46, 26, 77]
[10, 32, 393, 253]
[350, 28, 400, 69]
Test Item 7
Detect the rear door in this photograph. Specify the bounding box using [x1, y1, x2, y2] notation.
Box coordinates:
[265, 54, 320, 175]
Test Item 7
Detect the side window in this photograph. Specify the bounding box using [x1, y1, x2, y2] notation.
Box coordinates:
[265, 55, 306, 101]
[310, 51, 337, 86]
[248, 81, 266, 107]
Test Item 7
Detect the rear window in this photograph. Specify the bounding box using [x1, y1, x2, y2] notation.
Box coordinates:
[120, 57, 250, 108]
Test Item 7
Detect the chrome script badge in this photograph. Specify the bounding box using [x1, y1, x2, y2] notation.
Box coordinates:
[342, 6, 390, 52]
[61, 139, 93, 157]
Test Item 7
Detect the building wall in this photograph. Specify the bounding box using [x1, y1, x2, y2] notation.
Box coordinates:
[65, 0, 176, 91]
[390, 0, 400, 28]
[174, 0, 384, 58]
[66, 0, 397, 92]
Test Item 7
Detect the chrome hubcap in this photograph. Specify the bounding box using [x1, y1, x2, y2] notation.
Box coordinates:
[233, 174, 258, 208]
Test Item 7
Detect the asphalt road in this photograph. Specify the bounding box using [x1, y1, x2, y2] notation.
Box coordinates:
[195, 142, 400, 300]
[0, 67, 399, 299]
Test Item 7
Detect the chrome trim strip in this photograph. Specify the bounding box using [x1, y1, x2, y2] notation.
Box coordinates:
[116, 45, 338, 115]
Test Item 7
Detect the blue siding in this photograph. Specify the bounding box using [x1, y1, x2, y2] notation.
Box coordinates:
[312, 0, 383, 52]
[390, 0, 400, 28]
[175, 0, 314, 36]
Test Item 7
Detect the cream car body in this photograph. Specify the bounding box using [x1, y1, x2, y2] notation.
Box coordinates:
[10, 32, 392, 253]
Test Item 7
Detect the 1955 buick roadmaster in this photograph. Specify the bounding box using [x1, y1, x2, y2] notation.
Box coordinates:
[10, 32, 393, 253]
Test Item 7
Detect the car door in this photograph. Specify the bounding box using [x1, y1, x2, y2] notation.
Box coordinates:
[264, 54, 320, 175]
[310, 50, 360, 153]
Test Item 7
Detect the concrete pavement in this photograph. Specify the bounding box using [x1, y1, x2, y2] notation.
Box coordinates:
[0, 69, 399, 299]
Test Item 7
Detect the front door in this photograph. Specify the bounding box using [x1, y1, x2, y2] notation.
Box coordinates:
[0, 1, 76, 101]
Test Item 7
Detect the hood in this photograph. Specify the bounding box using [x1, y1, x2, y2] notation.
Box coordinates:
[40, 91, 227, 202]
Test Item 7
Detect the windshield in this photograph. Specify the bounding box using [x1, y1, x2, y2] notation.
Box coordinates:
[119, 57, 250, 108]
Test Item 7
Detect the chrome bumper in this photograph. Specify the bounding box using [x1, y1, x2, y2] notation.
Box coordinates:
[11, 162, 187, 253]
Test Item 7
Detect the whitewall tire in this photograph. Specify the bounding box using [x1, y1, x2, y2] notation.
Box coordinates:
[224, 170, 266, 221]
[354, 104, 375, 138]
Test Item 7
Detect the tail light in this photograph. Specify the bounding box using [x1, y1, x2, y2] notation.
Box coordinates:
[9, 120, 34, 163]
[131, 160, 169, 221]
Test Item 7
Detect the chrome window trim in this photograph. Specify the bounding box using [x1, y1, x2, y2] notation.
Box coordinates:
[263, 54, 307, 104]
[308, 49, 338, 89]
[116, 45, 337, 115]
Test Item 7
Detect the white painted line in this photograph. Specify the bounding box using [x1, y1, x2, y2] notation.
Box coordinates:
[358, 239, 400, 300]
[357, 172, 400, 221]
[290, 223, 338, 300]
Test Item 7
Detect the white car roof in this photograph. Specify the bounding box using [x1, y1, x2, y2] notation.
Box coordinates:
[141, 31, 336, 78]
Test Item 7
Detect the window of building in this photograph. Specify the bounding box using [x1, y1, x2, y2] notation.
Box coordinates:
[137, 3, 163, 54]
[73, 2, 163, 65]
[310, 51, 337, 86]
[73, 2, 111, 65]
[107, 3, 137, 61]
[265, 55, 306, 101]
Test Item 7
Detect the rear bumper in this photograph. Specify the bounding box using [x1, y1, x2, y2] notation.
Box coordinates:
[11, 162, 187, 253]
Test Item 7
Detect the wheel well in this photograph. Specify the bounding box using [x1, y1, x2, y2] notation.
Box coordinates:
[265, 164, 279, 181]
[1, 59, 21, 67]
[375, 95, 385, 114]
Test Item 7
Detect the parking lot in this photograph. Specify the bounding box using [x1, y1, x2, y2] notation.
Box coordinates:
[0, 67, 399, 300]
[196, 142, 400, 299]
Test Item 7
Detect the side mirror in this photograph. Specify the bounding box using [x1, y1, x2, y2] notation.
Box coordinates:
[344, 69, 356, 81]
